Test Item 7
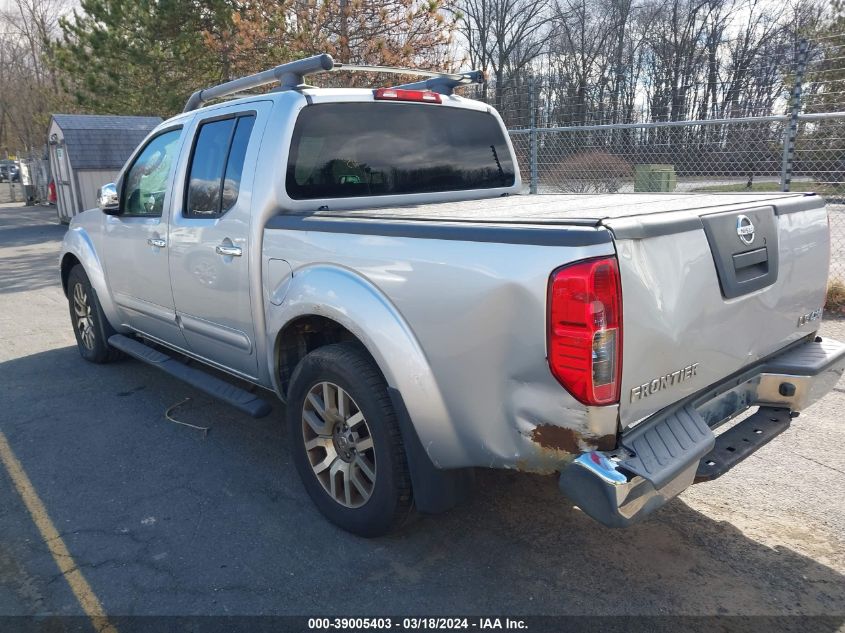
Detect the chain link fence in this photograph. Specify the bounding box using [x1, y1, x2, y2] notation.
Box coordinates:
[504, 112, 845, 283]
[463, 32, 845, 282]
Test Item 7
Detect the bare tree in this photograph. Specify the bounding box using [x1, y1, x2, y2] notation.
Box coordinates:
[0, 0, 68, 154]
[551, 0, 619, 124]
[455, 0, 553, 109]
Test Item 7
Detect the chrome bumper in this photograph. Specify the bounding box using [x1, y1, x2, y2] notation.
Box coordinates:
[560, 336, 845, 528]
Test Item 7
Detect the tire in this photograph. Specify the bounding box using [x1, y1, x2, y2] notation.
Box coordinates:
[287, 343, 412, 537]
[67, 265, 123, 363]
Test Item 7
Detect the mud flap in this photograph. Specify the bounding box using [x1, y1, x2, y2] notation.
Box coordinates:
[387, 387, 475, 514]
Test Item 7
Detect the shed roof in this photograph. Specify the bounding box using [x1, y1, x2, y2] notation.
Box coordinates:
[50, 114, 162, 170]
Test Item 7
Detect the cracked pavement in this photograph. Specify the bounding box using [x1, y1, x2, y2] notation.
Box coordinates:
[0, 203, 844, 625]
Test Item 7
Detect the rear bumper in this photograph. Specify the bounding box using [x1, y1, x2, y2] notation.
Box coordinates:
[559, 335, 845, 528]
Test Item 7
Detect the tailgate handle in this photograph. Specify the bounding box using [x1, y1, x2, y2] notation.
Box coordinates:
[732, 247, 768, 281]
[701, 208, 779, 299]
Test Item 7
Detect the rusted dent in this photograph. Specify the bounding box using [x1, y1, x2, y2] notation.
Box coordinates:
[593, 433, 617, 451]
[530, 425, 617, 453]
[530, 425, 582, 452]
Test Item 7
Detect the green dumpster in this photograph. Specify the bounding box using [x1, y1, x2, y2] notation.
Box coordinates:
[634, 164, 677, 192]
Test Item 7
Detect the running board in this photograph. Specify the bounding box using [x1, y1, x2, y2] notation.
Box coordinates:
[108, 334, 273, 418]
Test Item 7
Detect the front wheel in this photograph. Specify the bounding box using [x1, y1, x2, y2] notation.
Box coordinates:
[66, 265, 122, 363]
[287, 343, 412, 537]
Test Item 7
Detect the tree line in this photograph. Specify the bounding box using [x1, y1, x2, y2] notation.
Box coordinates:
[1, 0, 455, 155]
[458, 0, 840, 129]
[0, 0, 841, 157]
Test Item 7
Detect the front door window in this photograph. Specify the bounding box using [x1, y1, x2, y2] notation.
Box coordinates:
[123, 129, 181, 217]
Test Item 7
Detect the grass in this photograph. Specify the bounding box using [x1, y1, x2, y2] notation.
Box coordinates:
[692, 181, 845, 197]
[827, 279, 845, 317]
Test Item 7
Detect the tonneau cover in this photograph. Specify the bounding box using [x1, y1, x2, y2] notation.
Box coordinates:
[312, 192, 814, 227]
[295, 191, 831, 430]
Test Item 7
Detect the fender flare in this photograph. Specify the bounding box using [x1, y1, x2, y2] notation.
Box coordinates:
[267, 264, 474, 512]
[266, 264, 472, 469]
[60, 226, 122, 330]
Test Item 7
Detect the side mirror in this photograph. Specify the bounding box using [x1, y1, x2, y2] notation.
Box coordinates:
[97, 182, 121, 215]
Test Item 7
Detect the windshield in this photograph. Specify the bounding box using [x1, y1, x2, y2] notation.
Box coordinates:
[286, 102, 515, 200]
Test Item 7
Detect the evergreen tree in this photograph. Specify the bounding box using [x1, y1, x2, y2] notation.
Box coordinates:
[202, 0, 455, 81]
[53, 0, 455, 116]
[53, 0, 236, 116]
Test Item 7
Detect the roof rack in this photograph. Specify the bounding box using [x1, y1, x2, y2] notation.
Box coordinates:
[183, 54, 484, 112]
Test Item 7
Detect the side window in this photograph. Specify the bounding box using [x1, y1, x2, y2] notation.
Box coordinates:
[185, 118, 234, 217]
[123, 128, 181, 217]
[185, 114, 255, 219]
[222, 116, 255, 212]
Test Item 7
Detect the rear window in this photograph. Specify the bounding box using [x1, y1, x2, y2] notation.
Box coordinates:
[286, 103, 515, 200]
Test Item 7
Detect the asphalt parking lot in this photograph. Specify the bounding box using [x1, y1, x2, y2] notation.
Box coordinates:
[1, 203, 844, 628]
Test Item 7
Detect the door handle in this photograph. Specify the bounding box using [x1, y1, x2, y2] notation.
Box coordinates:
[147, 238, 166, 248]
[216, 244, 242, 257]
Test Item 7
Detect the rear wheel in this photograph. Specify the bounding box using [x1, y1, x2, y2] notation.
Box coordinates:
[287, 343, 412, 537]
[67, 265, 122, 363]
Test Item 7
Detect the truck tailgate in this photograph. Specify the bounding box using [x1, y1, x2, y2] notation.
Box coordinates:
[607, 194, 829, 427]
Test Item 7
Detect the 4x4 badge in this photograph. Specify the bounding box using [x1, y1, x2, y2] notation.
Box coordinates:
[736, 215, 755, 245]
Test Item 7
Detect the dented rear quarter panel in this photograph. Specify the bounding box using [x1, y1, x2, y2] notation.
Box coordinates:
[263, 195, 830, 470]
[263, 223, 618, 471]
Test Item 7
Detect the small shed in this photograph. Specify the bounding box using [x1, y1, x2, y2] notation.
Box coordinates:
[48, 114, 162, 223]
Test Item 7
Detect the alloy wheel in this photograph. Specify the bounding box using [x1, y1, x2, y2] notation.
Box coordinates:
[72, 282, 96, 350]
[301, 381, 377, 508]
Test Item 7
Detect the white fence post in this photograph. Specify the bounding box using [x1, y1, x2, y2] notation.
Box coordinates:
[529, 76, 538, 194]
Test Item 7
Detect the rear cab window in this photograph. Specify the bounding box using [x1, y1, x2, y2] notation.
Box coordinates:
[286, 103, 515, 200]
[185, 113, 256, 218]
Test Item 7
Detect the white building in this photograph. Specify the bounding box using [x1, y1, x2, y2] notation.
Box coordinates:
[48, 114, 162, 223]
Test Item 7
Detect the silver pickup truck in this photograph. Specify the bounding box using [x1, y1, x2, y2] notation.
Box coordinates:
[59, 55, 845, 536]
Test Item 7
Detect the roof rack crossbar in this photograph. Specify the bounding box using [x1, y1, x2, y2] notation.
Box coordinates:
[184, 54, 335, 112]
[183, 54, 484, 112]
[332, 64, 484, 95]
[391, 70, 484, 95]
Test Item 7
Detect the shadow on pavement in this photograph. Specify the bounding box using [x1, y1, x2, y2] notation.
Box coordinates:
[0, 205, 66, 294]
[0, 346, 843, 624]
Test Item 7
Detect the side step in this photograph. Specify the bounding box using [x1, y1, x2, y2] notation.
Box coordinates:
[695, 406, 791, 482]
[108, 334, 273, 418]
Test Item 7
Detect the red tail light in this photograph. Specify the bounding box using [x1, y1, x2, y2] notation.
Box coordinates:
[374, 88, 441, 104]
[548, 257, 622, 405]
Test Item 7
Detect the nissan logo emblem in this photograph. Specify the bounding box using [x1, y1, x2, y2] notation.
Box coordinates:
[736, 215, 755, 245]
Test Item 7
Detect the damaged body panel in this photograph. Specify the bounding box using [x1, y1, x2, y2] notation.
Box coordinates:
[264, 191, 838, 482]
[264, 188, 843, 528]
[263, 217, 618, 472]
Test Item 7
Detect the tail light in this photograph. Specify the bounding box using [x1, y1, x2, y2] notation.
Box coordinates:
[374, 88, 441, 104]
[548, 257, 622, 405]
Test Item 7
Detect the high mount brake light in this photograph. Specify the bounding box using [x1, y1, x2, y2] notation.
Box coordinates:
[547, 257, 623, 406]
[374, 88, 442, 104]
